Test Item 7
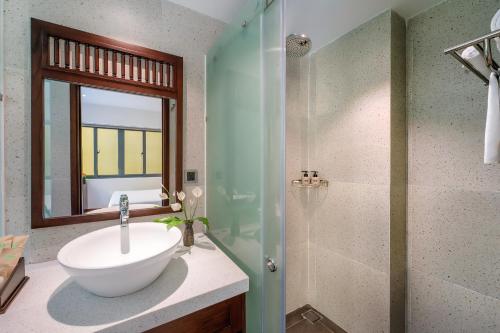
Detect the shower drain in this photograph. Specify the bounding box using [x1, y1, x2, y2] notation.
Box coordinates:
[301, 309, 323, 323]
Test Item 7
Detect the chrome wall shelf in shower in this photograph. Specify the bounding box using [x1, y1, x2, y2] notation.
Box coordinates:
[445, 29, 500, 85]
[291, 179, 329, 189]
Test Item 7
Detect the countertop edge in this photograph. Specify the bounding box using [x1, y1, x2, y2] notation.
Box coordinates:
[108, 277, 249, 332]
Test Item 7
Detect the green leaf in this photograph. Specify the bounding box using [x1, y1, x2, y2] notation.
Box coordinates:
[166, 219, 185, 230]
[154, 216, 181, 224]
[194, 216, 210, 230]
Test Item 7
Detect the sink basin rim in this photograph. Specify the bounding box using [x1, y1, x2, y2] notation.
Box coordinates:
[57, 223, 182, 271]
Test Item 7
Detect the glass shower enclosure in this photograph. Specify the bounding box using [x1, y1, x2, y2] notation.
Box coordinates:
[205, 0, 285, 331]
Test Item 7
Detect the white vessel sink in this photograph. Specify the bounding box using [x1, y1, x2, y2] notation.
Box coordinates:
[57, 222, 182, 297]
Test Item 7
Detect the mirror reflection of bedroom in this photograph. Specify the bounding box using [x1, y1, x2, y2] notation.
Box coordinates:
[81, 88, 165, 215]
[43, 80, 175, 218]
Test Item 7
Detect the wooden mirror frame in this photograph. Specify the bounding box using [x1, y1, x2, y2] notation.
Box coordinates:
[31, 18, 183, 228]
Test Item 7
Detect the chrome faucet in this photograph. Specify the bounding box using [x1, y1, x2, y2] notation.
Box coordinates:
[120, 194, 130, 254]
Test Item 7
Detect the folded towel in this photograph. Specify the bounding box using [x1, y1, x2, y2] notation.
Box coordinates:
[485, 72, 500, 164]
[461, 47, 491, 79]
[491, 9, 500, 31]
[490, 9, 500, 51]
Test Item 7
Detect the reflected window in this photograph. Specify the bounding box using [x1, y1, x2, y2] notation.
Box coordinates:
[81, 126, 162, 178]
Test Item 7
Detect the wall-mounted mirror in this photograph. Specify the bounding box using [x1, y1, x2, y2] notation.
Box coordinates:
[43, 81, 177, 218]
[31, 19, 183, 228]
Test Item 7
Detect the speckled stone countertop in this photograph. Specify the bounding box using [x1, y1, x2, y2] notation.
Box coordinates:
[0, 234, 249, 332]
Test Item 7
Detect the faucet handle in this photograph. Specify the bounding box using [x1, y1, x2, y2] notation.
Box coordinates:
[120, 194, 129, 215]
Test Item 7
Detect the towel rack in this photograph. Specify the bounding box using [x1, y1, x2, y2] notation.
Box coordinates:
[445, 29, 500, 85]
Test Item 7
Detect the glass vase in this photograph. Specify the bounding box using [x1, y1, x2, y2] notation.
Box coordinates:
[183, 220, 194, 247]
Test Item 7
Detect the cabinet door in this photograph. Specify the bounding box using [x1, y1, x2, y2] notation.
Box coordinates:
[145, 294, 245, 333]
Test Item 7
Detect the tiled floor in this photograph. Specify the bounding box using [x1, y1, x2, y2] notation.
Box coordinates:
[286, 305, 347, 333]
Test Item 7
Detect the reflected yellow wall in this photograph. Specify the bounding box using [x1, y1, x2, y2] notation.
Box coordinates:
[124, 130, 143, 175]
[81, 126, 94, 176]
[146, 131, 162, 174]
[97, 128, 118, 175]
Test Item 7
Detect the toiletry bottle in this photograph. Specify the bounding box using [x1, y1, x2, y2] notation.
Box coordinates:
[311, 171, 320, 186]
[301, 171, 311, 185]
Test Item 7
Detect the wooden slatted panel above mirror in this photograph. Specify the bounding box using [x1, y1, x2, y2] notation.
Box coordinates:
[47, 36, 175, 89]
[32, 18, 181, 99]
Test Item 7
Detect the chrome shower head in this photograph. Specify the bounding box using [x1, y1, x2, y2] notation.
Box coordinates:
[286, 34, 311, 57]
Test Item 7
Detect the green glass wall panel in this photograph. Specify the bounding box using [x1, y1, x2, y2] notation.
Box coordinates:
[206, 0, 285, 331]
[261, 2, 285, 331]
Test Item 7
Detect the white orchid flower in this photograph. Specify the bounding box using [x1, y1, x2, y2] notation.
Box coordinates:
[159, 193, 169, 200]
[170, 202, 182, 211]
[177, 191, 186, 201]
[192, 187, 203, 198]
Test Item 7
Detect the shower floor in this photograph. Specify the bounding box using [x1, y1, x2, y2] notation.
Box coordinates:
[286, 305, 347, 333]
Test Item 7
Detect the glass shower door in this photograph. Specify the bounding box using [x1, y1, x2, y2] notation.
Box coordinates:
[206, 0, 285, 331]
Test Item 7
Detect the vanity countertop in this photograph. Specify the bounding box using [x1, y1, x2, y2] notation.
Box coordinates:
[0, 234, 249, 332]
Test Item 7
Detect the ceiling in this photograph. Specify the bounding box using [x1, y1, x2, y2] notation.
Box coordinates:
[81, 87, 162, 112]
[168, 0, 444, 53]
[167, 0, 246, 23]
[286, 0, 445, 53]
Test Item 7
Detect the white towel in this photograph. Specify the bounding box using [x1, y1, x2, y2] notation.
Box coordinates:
[490, 9, 500, 51]
[491, 9, 500, 31]
[461, 47, 491, 79]
[485, 72, 500, 164]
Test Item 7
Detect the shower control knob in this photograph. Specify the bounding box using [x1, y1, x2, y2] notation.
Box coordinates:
[266, 257, 277, 272]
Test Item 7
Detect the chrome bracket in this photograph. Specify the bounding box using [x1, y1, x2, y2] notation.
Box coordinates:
[265, 257, 277, 272]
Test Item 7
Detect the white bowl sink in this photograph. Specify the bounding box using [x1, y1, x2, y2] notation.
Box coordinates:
[57, 223, 182, 297]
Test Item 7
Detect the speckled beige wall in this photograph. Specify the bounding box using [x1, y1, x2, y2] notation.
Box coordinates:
[306, 11, 406, 333]
[407, 0, 500, 332]
[2, 0, 225, 263]
[0, 0, 5, 236]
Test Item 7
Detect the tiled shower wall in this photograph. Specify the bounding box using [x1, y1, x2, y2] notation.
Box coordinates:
[407, 0, 500, 331]
[287, 1, 500, 331]
[286, 11, 406, 333]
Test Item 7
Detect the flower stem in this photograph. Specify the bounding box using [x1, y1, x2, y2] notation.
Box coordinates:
[191, 197, 198, 220]
[182, 201, 188, 221]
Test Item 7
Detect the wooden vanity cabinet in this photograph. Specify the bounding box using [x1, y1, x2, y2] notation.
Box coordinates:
[145, 294, 245, 333]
